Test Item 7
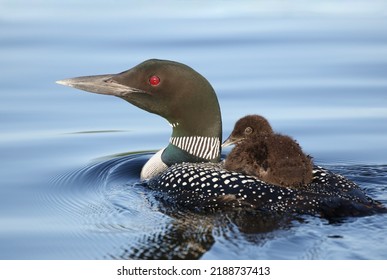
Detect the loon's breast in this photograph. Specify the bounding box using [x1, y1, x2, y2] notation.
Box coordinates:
[147, 162, 385, 218]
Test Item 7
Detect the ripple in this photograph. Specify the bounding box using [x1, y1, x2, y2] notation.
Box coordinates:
[64, 130, 128, 135]
[47, 152, 161, 234]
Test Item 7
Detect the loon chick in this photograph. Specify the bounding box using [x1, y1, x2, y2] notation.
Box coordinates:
[57, 59, 385, 218]
[223, 115, 313, 188]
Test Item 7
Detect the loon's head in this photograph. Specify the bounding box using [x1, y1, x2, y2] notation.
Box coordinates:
[222, 115, 273, 147]
[57, 59, 222, 177]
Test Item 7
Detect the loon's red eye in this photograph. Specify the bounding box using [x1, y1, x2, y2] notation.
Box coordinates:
[149, 75, 160, 86]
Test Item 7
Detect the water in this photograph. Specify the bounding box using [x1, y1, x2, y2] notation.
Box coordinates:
[1, 0, 387, 259]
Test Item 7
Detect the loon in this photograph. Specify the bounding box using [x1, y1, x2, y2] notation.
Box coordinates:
[223, 115, 313, 188]
[57, 59, 385, 218]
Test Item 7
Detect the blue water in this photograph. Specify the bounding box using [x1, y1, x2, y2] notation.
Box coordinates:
[1, 0, 387, 259]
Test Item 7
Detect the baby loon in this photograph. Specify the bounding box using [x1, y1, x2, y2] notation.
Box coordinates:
[57, 59, 385, 218]
[223, 115, 313, 188]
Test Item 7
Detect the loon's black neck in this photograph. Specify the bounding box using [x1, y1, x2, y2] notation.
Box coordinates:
[162, 97, 222, 165]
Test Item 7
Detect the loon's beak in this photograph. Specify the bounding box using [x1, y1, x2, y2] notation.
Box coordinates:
[56, 75, 145, 97]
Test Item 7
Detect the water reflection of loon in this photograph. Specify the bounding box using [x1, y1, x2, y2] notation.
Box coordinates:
[57, 59, 385, 218]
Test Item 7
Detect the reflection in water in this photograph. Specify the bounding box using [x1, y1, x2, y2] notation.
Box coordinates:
[115, 208, 295, 260]
[117, 211, 216, 260]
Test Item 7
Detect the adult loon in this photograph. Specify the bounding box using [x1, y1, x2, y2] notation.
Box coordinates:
[57, 59, 385, 218]
[223, 115, 313, 188]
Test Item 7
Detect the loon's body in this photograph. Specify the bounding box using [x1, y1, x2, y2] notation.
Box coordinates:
[148, 162, 382, 218]
[57, 59, 385, 218]
[223, 115, 313, 188]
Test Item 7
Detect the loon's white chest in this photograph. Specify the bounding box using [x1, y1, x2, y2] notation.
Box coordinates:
[140, 148, 168, 180]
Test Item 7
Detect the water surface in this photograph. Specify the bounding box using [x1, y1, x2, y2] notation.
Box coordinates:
[1, 0, 387, 259]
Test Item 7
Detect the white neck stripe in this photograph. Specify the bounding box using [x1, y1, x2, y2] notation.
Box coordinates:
[170, 136, 220, 160]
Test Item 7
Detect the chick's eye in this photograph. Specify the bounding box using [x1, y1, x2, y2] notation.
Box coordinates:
[149, 75, 160, 86]
[244, 127, 253, 134]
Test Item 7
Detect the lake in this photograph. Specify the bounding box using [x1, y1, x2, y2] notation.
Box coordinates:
[1, 0, 387, 259]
